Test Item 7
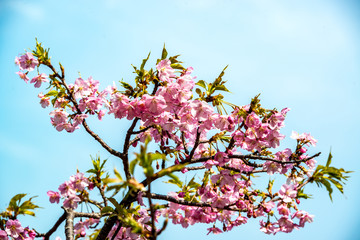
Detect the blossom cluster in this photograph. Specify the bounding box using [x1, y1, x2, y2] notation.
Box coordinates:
[47, 172, 93, 209]
[15, 53, 48, 88]
[10, 48, 328, 239]
[74, 218, 100, 238]
[0, 220, 35, 240]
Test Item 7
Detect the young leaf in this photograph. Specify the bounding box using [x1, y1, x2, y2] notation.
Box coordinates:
[161, 44, 168, 60]
[196, 80, 207, 90]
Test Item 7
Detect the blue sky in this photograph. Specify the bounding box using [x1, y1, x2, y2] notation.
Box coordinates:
[0, 0, 359, 239]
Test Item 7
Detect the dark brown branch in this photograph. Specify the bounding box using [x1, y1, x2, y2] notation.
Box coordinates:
[149, 193, 244, 212]
[187, 128, 201, 162]
[221, 166, 267, 174]
[147, 182, 157, 240]
[229, 152, 321, 165]
[82, 121, 124, 159]
[181, 131, 189, 155]
[36, 211, 66, 240]
[122, 117, 141, 179]
[130, 125, 154, 134]
[110, 221, 122, 240]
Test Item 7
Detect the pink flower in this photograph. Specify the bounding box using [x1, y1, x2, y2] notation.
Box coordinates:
[290, 131, 317, 146]
[245, 112, 261, 128]
[38, 93, 50, 108]
[277, 216, 297, 233]
[47, 191, 60, 204]
[277, 204, 290, 216]
[30, 73, 48, 88]
[5, 219, 24, 239]
[214, 152, 229, 167]
[16, 71, 29, 83]
[156, 59, 175, 82]
[260, 220, 279, 235]
[262, 201, 275, 213]
[58, 180, 76, 197]
[15, 52, 39, 71]
[97, 110, 105, 120]
[191, 100, 214, 122]
[73, 78, 91, 99]
[83, 218, 99, 228]
[74, 221, 86, 236]
[0, 230, 8, 240]
[69, 172, 90, 191]
[63, 195, 81, 209]
[142, 94, 167, 115]
[292, 210, 314, 227]
[50, 109, 69, 131]
[278, 184, 297, 203]
[207, 226, 223, 235]
[21, 227, 36, 240]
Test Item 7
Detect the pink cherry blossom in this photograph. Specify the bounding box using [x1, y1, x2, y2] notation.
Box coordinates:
[38, 93, 50, 108]
[47, 190, 60, 204]
[58, 180, 76, 197]
[260, 220, 279, 235]
[277, 216, 297, 233]
[156, 59, 175, 82]
[278, 184, 297, 203]
[15, 52, 39, 71]
[277, 204, 290, 216]
[69, 172, 90, 191]
[16, 71, 29, 83]
[0, 230, 8, 240]
[292, 210, 314, 227]
[207, 226, 223, 235]
[63, 195, 81, 209]
[30, 73, 48, 88]
[5, 219, 24, 239]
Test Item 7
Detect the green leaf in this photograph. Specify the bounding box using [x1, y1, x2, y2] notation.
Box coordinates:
[187, 176, 200, 189]
[297, 188, 313, 199]
[101, 206, 114, 214]
[170, 63, 185, 70]
[114, 168, 123, 181]
[140, 52, 151, 71]
[9, 194, 27, 208]
[129, 158, 139, 175]
[45, 90, 58, 97]
[310, 150, 352, 201]
[164, 173, 183, 188]
[154, 163, 188, 179]
[214, 85, 230, 92]
[120, 81, 134, 91]
[7, 194, 40, 217]
[326, 151, 332, 167]
[213, 65, 228, 85]
[196, 80, 207, 89]
[108, 197, 122, 212]
[161, 44, 168, 60]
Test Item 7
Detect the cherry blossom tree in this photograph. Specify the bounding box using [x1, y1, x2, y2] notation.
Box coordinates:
[0, 40, 351, 240]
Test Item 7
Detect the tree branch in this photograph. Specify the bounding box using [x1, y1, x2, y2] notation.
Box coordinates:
[122, 117, 141, 180]
[149, 193, 244, 212]
[36, 211, 66, 240]
[45, 63, 124, 160]
[64, 208, 75, 240]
